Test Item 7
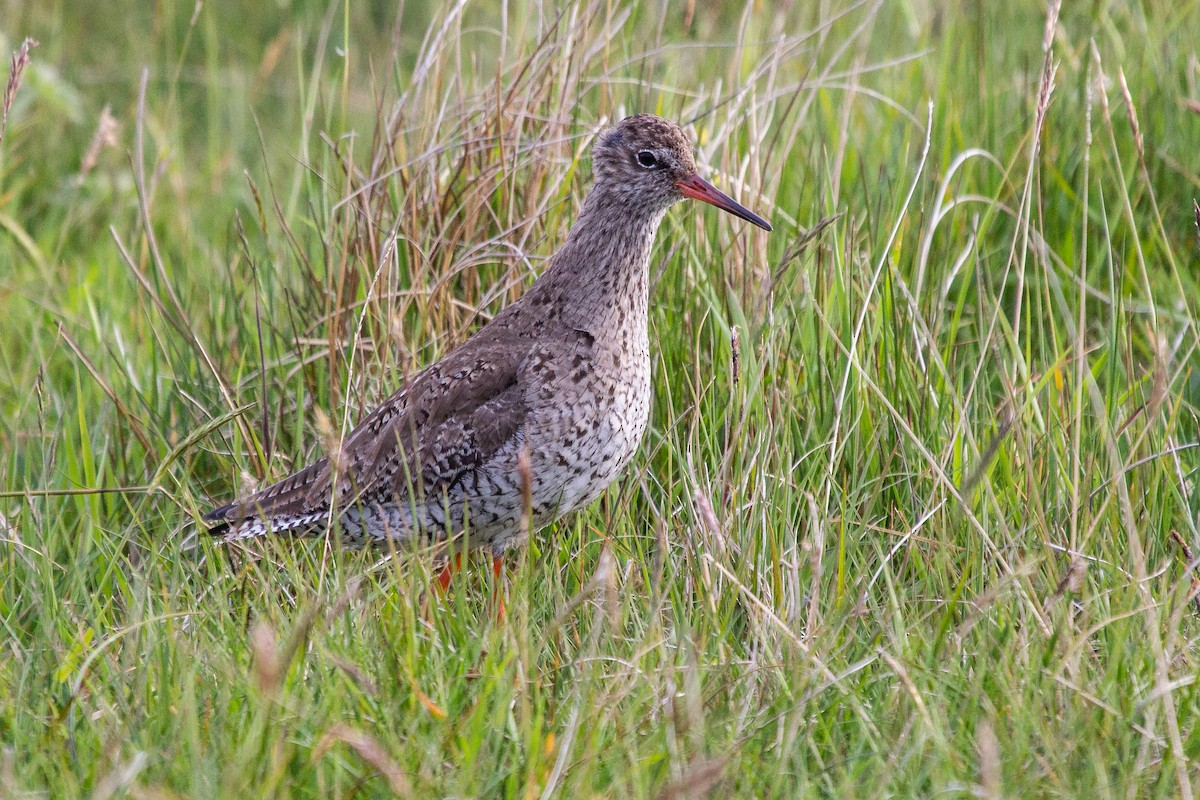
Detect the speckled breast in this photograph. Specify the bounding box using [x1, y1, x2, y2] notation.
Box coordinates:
[532, 344, 652, 518]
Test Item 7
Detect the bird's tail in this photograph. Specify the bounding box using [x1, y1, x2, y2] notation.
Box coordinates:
[203, 503, 328, 541]
[204, 458, 333, 541]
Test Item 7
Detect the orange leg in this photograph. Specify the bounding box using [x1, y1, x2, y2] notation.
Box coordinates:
[425, 553, 506, 620]
[434, 552, 463, 593]
[422, 552, 462, 621]
[491, 556, 507, 620]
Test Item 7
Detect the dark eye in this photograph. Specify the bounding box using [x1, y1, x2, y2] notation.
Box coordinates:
[636, 150, 659, 169]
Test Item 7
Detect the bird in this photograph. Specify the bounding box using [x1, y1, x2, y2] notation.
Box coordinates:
[205, 114, 771, 585]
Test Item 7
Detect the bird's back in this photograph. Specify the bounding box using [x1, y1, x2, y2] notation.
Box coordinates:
[206, 327, 539, 546]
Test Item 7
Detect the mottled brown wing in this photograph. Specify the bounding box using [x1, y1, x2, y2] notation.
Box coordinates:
[205, 334, 536, 537]
[352, 337, 534, 501]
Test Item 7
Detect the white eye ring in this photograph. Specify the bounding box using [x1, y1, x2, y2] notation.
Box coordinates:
[636, 150, 659, 169]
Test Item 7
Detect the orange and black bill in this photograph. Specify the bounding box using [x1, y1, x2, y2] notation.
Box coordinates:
[677, 175, 772, 232]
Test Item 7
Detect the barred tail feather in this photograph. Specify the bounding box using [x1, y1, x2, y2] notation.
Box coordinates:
[204, 503, 329, 541]
[205, 458, 334, 541]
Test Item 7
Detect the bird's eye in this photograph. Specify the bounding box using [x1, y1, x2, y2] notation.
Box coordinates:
[636, 150, 659, 169]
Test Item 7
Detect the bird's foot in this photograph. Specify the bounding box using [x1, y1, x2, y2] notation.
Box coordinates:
[490, 555, 506, 621]
[434, 552, 464, 593]
[419, 552, 462, 620]
[419, 552, 506, 621]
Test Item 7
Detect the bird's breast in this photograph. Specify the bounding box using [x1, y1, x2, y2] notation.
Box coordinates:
[522, 333, 651, 517]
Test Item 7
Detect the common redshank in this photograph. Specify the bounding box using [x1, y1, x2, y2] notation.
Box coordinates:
[205, 115, 771, 580]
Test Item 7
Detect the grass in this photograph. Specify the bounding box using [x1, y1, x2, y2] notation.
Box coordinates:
[3, 0, 1200, 796]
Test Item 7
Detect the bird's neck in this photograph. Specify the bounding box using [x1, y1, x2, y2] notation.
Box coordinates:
[534, 187, 668, 336]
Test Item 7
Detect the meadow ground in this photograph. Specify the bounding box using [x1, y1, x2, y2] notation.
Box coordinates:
[3, 0, 1200, 796]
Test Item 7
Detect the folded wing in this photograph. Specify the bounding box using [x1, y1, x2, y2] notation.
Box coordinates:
[205, 334, 536, 539]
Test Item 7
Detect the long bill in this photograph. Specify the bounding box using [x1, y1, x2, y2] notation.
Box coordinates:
[676, 175, 772, 232]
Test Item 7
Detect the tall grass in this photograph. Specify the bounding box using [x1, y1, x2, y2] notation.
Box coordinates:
[2, 0, 1200, 796]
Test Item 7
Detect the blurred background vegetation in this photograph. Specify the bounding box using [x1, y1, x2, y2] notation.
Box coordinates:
[3, 0, 1200, 797]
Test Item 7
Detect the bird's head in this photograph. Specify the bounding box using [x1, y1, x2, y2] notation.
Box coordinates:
[591, 114, 771, 231]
